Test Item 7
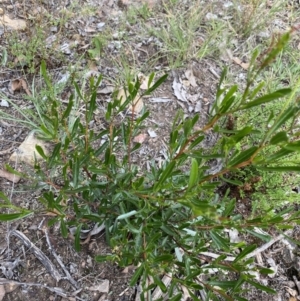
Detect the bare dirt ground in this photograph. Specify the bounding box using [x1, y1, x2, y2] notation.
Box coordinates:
[1, 0, 300, 300]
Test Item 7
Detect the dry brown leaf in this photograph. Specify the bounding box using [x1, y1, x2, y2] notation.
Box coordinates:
[85, 26, 96, 33]
[10, 132, 49, 166]
[232, 57, 249, 70]
[0, 14, 26, 30]
[20, 78, 31, 96]
[185, 69, 197, 87]
[0, 170, 20, 183]
[88, 60, 98, 71]
[98, 294, 108, 301]
[9, 78, 31, 95]
[138, 73, 150, 90]
[0, 278, 20, 301]
[172, 78, 188, 102]
[285, 286, 297, 297]
[88, 279, 110, 293]
[117, 88, 144, 114]
[0, 285, 5, 301]
[133, 133, 148, 143]
[10, 79, 22, 93]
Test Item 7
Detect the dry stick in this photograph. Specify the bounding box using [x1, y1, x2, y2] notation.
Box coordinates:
[0, 278, 84, 301]
[6, 156, 20, 261]
[43, 229, 79, 289]
[9, 230, 62, 282]
[293, 276, 300, 294]
[199, 229, 293, 262]
[0, 146, 14, 155]
[245, 229, 293, 259]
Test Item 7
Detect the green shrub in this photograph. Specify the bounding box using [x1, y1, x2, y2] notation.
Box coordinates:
[1, 28, 300, 300]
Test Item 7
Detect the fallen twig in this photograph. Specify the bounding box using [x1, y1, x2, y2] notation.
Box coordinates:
[0, 147, 14, 155]
[199, 229, 293, 262]
[0, 278, 84, 300]
[9, 230, 62, 282]
[43, 229, 79, 289]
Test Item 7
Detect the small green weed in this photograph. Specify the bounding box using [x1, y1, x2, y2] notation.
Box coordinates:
[147, 0, 223, 68]
[7, 29, 50, 73]
[229, 0, 284, 37]
[126, 4, 152, 24]
[88, 35, 108, 60]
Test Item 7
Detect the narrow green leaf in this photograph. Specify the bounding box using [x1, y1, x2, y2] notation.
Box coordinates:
[49, 143, 61, 167]
[257, 166, 300, 172]
[247, 279, 276, 294]
[188, 158, 198, 190]
[60, 219, 68, 238]
[249, 82, 265, 100]
[129, 264, 144, 286]
[246, 229, 270, 241]
[0, 212, 32, 221]
[104, 147, 111, 165]
[153, 275, 167, 293]
[155, 161, 176, 189]
[210, 231, 230, 251]
[88, 91, 96, 122]
[270, 131, 289, 145]
[267, 106, 296, 138]
[228, 146, 258, 167]
[223, 199, 236, 217]
[263, 148, 293, 163]
[95, 74, 103, 88]
[153, 254, 173, 263]
[148, 72, 155, 88]
[1, 48, 7, 66]
[259, 32, 290, 69]
[116, 210, 137, 220]
[35, 145, 48, 160]
[40, 60, 52, 89]
[242, 88, 291, 109]
[231, 126, 253, 143]
[259, 267, 277, 275]
[40, 124, 54, 138]
[144, 74, 168, 94]
[169, 294, 182, 301]
[219, 85, 238, 113]
[189, 135, 204, 149]
[74, 224, 82, 252]
[284, 141, 300, 151]
[0, 191, 10, 203]
[4, 165, 24, 177]
[62, 97, 74, 119]
[131, 142, 141, 152]
[71, 117, 80, 138]
[216, 68, 227, 100]
[95, 255, 109, 262]
[208, 281, 237, 289]
[82, 214, 103, 222]
[233, 244, 256, 263]
[73, 81, 84, 100]
[221, 176, 243, 186]
[73, 156, 80, 187]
